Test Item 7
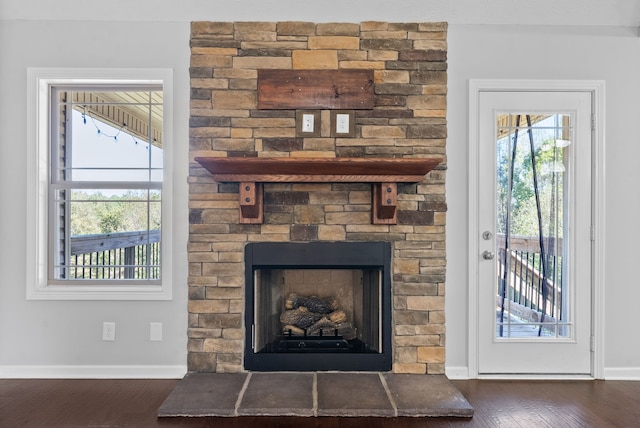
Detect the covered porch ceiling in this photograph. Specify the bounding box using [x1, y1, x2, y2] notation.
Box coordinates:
[70, 90, 163, 149]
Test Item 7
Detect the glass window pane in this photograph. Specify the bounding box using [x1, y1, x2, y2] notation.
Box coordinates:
[495, 113, 571, 339]
[54, 88, 163, 182]
[65, 110, 162, 181]
[51, 85, 163, 284]
[57, 189, 160, 235]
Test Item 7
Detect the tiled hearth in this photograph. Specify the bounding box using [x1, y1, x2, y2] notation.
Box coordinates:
[188, 21, 448, 374]
[159, 373, 473, 418]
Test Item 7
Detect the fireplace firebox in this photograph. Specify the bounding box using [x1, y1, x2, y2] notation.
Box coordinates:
[244, 242, 392, 371]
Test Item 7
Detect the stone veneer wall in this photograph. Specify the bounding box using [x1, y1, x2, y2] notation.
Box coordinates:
[188, 21, 447, 374]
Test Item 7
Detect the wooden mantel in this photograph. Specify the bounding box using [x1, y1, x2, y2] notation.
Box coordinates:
[194, 157, 442, 224]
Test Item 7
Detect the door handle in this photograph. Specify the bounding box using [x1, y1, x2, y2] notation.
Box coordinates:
[482, 250, 494, 260]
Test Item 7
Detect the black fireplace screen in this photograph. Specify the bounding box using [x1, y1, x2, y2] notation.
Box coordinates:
[244, 242, 392, 371]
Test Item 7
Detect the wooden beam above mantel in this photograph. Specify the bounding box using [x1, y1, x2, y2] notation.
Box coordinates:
[257, 69, 375, 110]
[194, 157, 442, 224]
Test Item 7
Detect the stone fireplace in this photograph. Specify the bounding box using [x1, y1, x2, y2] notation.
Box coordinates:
[188, 21, 447, 374]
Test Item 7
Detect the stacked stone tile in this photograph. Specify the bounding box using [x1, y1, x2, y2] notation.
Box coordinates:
[188, 21, 447, 374]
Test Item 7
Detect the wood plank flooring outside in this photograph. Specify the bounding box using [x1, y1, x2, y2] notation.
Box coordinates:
[1, 378, 639, 427]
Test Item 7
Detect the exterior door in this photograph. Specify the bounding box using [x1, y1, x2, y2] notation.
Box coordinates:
[476, 90, 592, 375]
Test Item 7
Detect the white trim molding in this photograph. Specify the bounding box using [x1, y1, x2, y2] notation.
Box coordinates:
[445, 366, 471, 380]
[0, 365, 187, 379]
[603, 367, 640, 381]
[467, 79, 606, 379]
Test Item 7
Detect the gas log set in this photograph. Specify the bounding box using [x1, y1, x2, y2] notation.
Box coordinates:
[280, 293, 353, 339]
[274, 293, 361, 352]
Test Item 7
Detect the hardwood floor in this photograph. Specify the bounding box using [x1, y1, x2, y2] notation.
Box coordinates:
[1, 378, 639, 427]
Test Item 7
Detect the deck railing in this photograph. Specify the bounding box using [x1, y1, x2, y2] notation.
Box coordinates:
[496, 234, 563, 323]
[69, 230, 161, 280]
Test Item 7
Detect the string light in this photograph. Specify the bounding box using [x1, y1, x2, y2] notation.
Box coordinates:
[80, 105, 148, 148]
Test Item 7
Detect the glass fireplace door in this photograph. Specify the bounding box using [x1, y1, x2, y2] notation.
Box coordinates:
[253, 268, 381, 354]
[244, 241, 392, 372]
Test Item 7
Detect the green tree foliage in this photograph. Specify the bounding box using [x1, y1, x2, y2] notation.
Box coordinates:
[497, 132, 565, 239]
[70, 190, 161, 236]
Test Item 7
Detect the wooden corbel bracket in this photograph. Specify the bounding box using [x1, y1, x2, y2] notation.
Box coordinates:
[239, 182, 263, 224]
[373, 182, 398, 224]
[194, 157, 442, 225]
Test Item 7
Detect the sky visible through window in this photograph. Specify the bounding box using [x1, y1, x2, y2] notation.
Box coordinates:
[71, 109, 162, 190]
[67, 109, 163, 238]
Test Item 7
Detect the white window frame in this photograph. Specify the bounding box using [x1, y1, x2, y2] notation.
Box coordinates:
[26, 68, 174, 300]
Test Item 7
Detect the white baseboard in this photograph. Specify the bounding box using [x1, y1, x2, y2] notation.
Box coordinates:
[0, 365, 187, 379]
[447, 365, 640, 381]
[603, 367, 640, 380]
[477, 374, 595, 380]
[445, 366, 470, 380]
[3, 365, 636, 381]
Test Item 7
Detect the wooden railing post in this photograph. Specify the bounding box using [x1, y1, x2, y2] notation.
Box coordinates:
[124, 246, 135, 279]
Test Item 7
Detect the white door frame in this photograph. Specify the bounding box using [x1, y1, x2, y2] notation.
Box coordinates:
[467, 79, 606, 379]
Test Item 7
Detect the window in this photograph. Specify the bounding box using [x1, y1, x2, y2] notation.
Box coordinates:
[50, 86, 163, 282]
[27, 69, 173, 300]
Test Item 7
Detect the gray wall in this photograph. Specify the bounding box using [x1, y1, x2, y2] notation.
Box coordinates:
[1, 0, 639, 378]
[0, 20, 191, 376]
[446, 24, 640, 378]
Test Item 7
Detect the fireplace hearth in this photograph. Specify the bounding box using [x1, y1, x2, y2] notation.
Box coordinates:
[244, 241, 392, 371]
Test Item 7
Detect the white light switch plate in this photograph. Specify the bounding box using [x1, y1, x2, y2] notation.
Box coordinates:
[302, 114, 315, 132]
[150, 322, 163, 341]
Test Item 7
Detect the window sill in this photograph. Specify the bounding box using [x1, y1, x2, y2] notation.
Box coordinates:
[27, 283, 172, 301]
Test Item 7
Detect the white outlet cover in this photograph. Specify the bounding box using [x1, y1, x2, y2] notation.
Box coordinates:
[102, 322, 115, 341]
[336, 113, 350, 133]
